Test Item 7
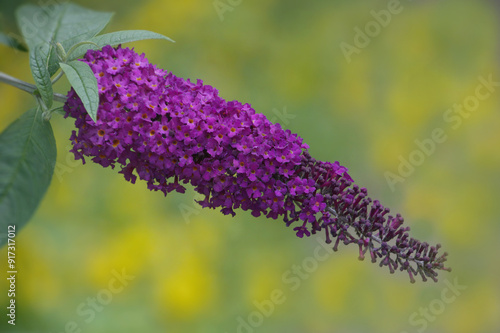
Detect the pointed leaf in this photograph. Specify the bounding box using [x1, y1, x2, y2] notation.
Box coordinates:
[59, 61, 99, 122]
[29, 43, 53, 108]
[0, 32, 28, 52]
[0, 108, 57, 247]
[67, 30, 174, 61]
[16, 3, 113, 76]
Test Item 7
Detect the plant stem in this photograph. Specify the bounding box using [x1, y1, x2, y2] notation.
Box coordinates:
[51, 70, 64, 85]
[0, 71, 67, 103]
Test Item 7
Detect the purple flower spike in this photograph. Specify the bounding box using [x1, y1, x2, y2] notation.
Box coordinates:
[64, 45, 450, 283]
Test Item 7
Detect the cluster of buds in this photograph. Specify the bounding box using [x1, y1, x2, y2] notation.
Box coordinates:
[64, 45, 450, 282]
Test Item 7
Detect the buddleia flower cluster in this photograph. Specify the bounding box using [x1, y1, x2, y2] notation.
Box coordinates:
[64, 45, 450, 282]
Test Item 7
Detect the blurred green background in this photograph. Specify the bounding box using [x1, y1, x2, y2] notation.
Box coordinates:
[1, 0, 499, 332]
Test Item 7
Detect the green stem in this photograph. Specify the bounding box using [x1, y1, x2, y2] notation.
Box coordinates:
[65, 41, 99, 60]
[51, 70, 64, 85]
[0, 71, 67, 103]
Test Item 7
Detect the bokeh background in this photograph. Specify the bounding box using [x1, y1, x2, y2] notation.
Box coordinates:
[1, 0, 499, 332]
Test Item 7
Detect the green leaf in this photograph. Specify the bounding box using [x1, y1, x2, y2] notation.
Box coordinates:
[67, 30, 174, 61]
[29, 44, 53, 109]
[0, 108, 57, 247]
[16, 3, 113, 76]
[0, 32, 28, 52]
[59, 61, 99, 122]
